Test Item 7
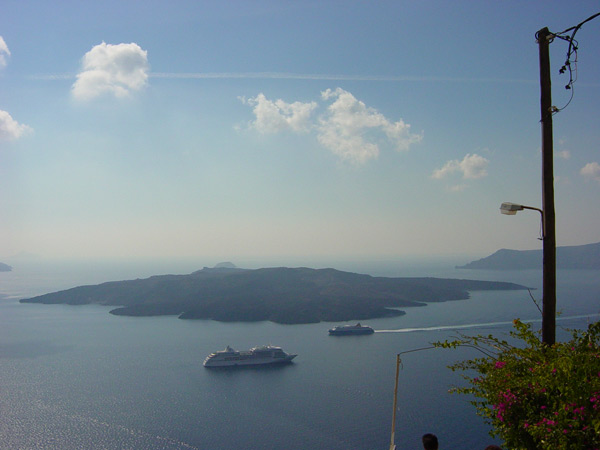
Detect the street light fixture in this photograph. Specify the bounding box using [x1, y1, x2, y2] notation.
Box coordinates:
[500, 202, 544, 239]
[500, 202, 524, 215]
[500, 202, 543, 216]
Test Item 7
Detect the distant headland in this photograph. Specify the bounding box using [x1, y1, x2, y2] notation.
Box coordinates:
[20, 265, 528, 324]
[0, 262, 12, 272]
[457, 242, 600, 270]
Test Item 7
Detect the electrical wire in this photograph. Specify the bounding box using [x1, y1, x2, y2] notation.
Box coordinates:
[544, 11, 600, 113]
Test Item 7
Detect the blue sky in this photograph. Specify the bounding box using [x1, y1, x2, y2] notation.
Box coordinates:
[1, 1, 599, 263]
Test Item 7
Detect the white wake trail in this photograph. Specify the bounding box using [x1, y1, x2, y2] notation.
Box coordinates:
[375, 313, 599, 333]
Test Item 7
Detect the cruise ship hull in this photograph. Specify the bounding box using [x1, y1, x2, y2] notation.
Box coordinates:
[328, 328, 374, 335]
[204, 355, 296, 368]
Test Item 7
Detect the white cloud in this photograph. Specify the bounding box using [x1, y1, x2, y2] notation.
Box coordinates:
[0, 110, 32, 141]
[581, 162, 600, 182]
[0, 36, 10, 69]
[432, 161, 458, 179]
[557, 150, 571, 160]
[72, 42, 149, 100]
[460, 153, 490, 179]
[241, 93, 317, 133]
[432, 153, 489, 180]
[318, 88, 422, 165]
[241, 88, 421, 165]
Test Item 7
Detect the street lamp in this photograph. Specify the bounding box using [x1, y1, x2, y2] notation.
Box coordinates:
[500, 202, 524, 215]
[500, 202, 542, 216]
[500, 203, 544, 238]
[499, 200, 555, 345]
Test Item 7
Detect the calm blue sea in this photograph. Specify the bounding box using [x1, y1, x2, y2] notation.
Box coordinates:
[1, 258, 599, 450]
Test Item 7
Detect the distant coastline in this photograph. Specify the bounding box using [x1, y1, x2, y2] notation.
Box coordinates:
[0, 262, 12, 272]
[457, 242, 600, 270]
[20, 265, 528, 324]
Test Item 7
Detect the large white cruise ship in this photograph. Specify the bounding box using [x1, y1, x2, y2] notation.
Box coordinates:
[203, 345, 297, 367]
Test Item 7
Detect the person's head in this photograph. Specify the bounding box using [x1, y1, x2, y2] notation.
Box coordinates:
[422, 433, 438, 450]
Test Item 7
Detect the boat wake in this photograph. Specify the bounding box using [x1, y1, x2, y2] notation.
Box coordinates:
[375, 313, 600, 333]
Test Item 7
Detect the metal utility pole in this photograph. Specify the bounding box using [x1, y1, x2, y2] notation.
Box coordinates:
[537, 27, 557, 345]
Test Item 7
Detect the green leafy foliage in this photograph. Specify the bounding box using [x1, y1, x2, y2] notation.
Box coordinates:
[435, 320, 600, 450]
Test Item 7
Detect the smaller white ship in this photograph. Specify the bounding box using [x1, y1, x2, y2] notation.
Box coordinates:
[203, 345, 297, 367]
[328, 322, 374, 335]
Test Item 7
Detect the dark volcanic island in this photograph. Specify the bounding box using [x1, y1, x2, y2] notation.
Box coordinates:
[20, 266, 528, 324]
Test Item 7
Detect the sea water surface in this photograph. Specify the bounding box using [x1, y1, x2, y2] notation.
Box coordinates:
[1, 258, 599, 450]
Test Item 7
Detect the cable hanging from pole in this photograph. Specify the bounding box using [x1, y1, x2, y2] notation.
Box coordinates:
[537, 11, 600, 114]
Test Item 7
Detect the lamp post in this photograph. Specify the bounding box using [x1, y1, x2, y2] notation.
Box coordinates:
[498, 25, 558, 346]
[500, 201, 555, 345]
[537, 27, 557, 346]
